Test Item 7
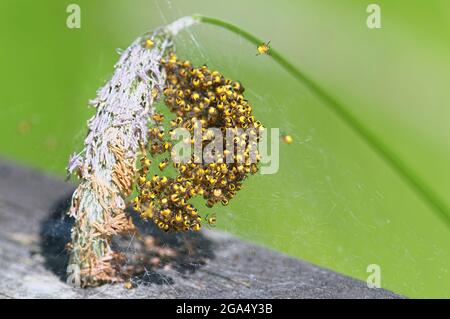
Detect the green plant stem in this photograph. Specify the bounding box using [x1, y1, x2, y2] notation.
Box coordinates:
[190, 14, 450, 229]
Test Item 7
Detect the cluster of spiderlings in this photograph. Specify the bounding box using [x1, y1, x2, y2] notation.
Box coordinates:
[132, 134, 202, 233]
[132, 53, 263, 232]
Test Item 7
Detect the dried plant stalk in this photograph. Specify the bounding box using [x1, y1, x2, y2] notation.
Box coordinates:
[66, 17, 197, 287]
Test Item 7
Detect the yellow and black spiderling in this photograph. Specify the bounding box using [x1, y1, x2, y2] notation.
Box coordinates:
[205, 213, 217, 228]
[256, 41, 270, 56]
[132, 53, 263, 232]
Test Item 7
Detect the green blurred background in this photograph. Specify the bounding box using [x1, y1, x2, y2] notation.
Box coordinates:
[1, 0, 450, 297]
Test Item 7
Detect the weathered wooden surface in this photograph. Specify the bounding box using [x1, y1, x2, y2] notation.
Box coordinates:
[0, 159, 401, 298]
